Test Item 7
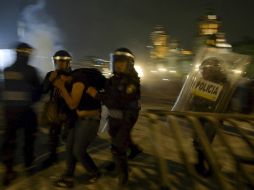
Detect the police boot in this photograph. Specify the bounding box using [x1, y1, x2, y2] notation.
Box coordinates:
[105, 161, 116, 171]
[115, 155, 128, 186]
[194, 150, 212, 177]
[118, 164, 128, 187]
[24, 155, 37, 175]
[2, 170, 18, 186]
[41, 153, 58, 169]
[128, 145, 143, 160]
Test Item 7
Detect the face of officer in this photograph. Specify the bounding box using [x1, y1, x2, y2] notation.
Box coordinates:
[16, 48, 33, 64]
[114, 60, 129, 74]
[200, 62, 226, 82]
[54, 59, 70, 71]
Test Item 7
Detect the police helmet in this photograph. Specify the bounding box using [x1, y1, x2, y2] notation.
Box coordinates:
[110, 47, 135, 73]
[111, 48, 135, 64]
[199, 57, 223, 71]
[200, 57, 227, 81]
[16, 42, 33, 56]
[53, 50, 72, 62]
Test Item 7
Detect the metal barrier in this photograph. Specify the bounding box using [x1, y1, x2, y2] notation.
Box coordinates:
[144, 110, 254, 190]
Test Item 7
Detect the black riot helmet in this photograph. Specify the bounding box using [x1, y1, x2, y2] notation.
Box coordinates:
[199, 57, 227, 82]
[52, 50, 72, 70]
[16, 42, 33, 56]
[53, 50, 72, 62]
[15, 42, 33, 64]
[110, 47, 135, 74]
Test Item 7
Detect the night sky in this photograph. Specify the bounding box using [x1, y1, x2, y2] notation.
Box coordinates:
[1, 0, 254, 62]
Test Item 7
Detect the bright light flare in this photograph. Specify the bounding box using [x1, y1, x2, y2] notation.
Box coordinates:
[0, 49, 15, 70]
[134, 65, 144, 78]
[194, 64, 200, 71]
[232, 69, 242, 74]
[158, 68, 167, 72]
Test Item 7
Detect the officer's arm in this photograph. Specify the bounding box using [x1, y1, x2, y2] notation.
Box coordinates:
[86, 77, 108, 100]
[41, 71, 57, 94]
[31, 69, 42, 102]
[41, 72, 52, 93]
[86, 87, 105, 100]
[58, 82, 84, 110]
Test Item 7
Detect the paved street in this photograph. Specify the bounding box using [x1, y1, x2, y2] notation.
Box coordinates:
[0, 83, 253, 190]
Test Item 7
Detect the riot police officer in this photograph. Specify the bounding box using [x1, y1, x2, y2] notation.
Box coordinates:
[88, 48, 142, 186]
[1, 42, 41, 186]
[191, 57, 229, 177]
[41, 50, 72, 167]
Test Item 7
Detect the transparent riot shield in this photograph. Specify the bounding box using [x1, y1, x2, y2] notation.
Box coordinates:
[172, 47, 251, 112]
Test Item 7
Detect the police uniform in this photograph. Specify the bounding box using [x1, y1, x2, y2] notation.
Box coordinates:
[41, 70, 71, 162]
[103, 48, 141, 185]
[190, 58, 229, 176]
[172, 52, 250, 177]
[2, 43, 41, 185]
[41, 50, 72, 166]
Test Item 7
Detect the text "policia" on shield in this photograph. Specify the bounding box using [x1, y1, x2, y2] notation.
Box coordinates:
[192, 79, 223, 101]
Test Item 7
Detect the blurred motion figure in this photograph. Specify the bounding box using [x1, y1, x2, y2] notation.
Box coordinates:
[1, 42, 41, 186]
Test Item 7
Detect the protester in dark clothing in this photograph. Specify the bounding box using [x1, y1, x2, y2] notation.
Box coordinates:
[1, 42, 41, 186]
[53, 68, 106, 188]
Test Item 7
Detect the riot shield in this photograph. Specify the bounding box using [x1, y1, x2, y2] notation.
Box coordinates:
[172, 47, 251, 112]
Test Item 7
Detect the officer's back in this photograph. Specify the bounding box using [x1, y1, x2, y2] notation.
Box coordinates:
[3, 43, 40, 108]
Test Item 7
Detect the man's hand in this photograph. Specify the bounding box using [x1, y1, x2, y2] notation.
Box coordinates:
[86, 87, 98, 98]
[53, 79, 65, 90]
[49, 71, 58, 82]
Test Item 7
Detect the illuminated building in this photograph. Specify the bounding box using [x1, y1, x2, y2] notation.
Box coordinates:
[198, 13, 220, 36]
[148, 26, 193, 78]
[150, 25, 169, 59]
[195, 9, 231, 51]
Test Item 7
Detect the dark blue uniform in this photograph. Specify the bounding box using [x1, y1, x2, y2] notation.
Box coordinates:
[41, 69, 72, 163]
[2, 55, 41, 172]
[103, 69, 141, 184]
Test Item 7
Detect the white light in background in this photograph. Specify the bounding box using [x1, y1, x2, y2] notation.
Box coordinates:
[194, 64, 200, 71]
[216, 43, 232, 48]
[0, 49, 15, 70]
[158, 68, 167, 72]
[208, 15, 217, 20]
[134, 65, 144, 78]
[232, 69, 242, 74]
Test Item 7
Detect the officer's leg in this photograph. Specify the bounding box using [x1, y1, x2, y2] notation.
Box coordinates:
[2, 111, 18, 186]
[109, 118, 129, 186]
[54, 128, 76, 188]
[193, 118, 216, 177]
[42, 123, 62, 168]
[49, 123, 62, 159]
[126, 115, 143, 160]
[23, 109, 37, 168]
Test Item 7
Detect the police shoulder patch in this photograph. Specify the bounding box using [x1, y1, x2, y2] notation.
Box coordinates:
[126, 84, 136, 94]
